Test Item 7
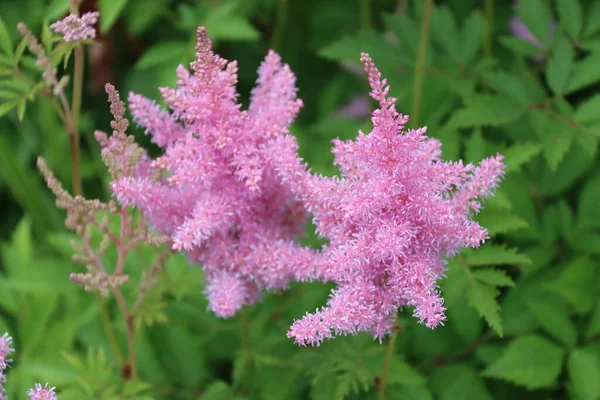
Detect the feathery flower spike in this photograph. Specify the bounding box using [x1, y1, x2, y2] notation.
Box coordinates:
[50, 12, 99, 43]
[275, 53, 505, 346]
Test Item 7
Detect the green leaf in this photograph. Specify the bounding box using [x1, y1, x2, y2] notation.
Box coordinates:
[546, 36, 575, 94]
[445, 94, 526, 129]
[431, 365, 493, 400]
[464, 129, 486, 163]
[557, 0, 583, 39]
[201, 381, 236, 400]
[542, 128, 574, 170]
[465, 244, 531, 267]
[544, 257, 596, 314]
[584, 1, 600, 36]
[477, 210, 529, 236]
[0, 17, 13, 61]
[502, 142, 542, 173]
[467, 281, 503, 336]
[431, 6, 460, 61]
[498, 36, 545, 57]
[386, 355, 425, 385]
[472, 269, 515, 287]
[460, 11, 484, 64]
[318, 30, 410, 67]
[574, 94, 600, 125]
[482, 335, 565, 389]
[566, 53, 600, 94]
[481, 72, 531, 106]
[99, 0, 129, 33]
[539, 144, 594, 196]
[516, 0, 553, 44]
[528, 299, 577, 346]
[136, 42, 187, 70]
[586, 303, 600, 339]
[568, 349, 600, 400]
[203, 7, 260, 42]
[0, 99, 19, 117]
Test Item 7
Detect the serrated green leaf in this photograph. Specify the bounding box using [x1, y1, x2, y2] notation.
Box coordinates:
[445, 94, 526, 129]
[546, 36, 574, 94]
[498, 36, 545, 56]
[477, 210, 529, 236]
[544, 257, 596, 314]
[99, 0, 128, 33]
[461, 11, 484, 64]
[431, 6, 460, 61]
[566, 53, 600, 94]
[584, 1, 600, 36]
[577, 173, 600, 231]
[0, 17, 13, 62]
[528, 299, 577, 346]
[431, 364, 493, 400]
[201, 381, 235, 400]
[204, 8, 260, 42]
[481, 71, 531, 106]
[386, 355, 425, 385]
[574, 94, 600, 125]
[318, 30, 410, 67]
[557, 0, 583, 39]
[0, 99, 18, 117]
[483, 335, 564, 389]
[465, 244, 531, 267]
[568, 349, 600, 400]
[516, 0, 554, 44]
[464, 129, 486, 163]
[136, 42, 187, 70]
[502, 142, 542, 173]
[586, 303, 600, 339]
[542, 128, 573, 170]
[472, 269, 515, 287]
[466, 281, 502, 336]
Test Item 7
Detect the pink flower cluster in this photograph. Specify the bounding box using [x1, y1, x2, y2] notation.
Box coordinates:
[50, 12, 99, 43]
[106, 27, 504, 345]
[276, 54, 504, 345]
[111, 27, 318, 318]
[0, 333, 57, 400]
[27, 384, 58, 400]
[0, 333, 14, 400]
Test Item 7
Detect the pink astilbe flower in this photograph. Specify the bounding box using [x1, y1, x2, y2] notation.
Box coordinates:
[110, 27, 317, 316]
[0, 333, 14, 400]
[50, 12, 99, 43]
[27, 383, 58, 400]
[274, 53, 505, 346]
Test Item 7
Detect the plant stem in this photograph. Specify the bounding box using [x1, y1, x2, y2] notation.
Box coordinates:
[360, 0, 372, 30]
[484, 0, 494, 59]
[112, 288, 137, 380]
[378, 322, 399, 400]
[410, 0, 433, 129]
[95, 292, 125, 363]
[271, 0, 288, 52]
[70, 45, 84, 195]
[67, 0, 83, 195]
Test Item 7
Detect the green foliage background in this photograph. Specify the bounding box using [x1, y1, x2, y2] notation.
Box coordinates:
[1, 0, 600, 399]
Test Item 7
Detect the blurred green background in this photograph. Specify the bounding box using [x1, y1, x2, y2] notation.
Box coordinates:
[1, 0, 600, 399]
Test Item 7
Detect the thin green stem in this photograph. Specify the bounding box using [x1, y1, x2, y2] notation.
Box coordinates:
[484, 0, 494, 59]
[410, 0, 433, 129]
[360, 0, 372, 30]
[378, 321, 399, 400]
[95, 293, 125, 364]
[270, 0, 289, 52]
[68, 0, 83, 195]
[70, 46, 84, 195]
[112, 288, 137, 380]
